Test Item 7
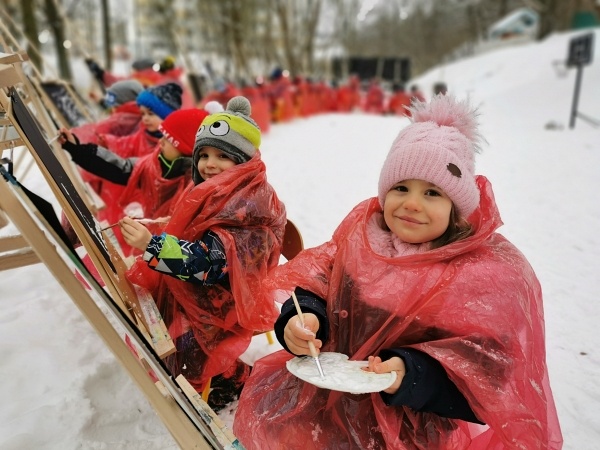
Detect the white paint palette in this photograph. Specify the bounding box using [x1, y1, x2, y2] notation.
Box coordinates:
[286, 352, 397, 394]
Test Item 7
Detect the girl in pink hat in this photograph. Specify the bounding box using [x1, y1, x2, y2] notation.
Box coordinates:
[234, 94, 562, 449]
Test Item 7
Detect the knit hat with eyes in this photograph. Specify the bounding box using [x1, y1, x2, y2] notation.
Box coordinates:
[191, 96, 260, 184]
[136, 82, 183, 119]
[377, 94, 484, 218]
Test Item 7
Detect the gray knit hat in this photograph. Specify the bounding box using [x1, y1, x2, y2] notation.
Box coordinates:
[192, 96, 260, 184]
[105, 79, 144, 107]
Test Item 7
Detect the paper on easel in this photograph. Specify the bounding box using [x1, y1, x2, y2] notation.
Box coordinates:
[133, 284, 176, 358]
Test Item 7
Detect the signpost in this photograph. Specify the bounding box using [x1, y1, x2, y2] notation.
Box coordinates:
[567, 33, 596, 129]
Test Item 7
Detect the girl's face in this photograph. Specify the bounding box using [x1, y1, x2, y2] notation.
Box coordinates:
[196, 146, 236, 181]
[383, 179, 452, 244]
[139, 106, 162, 132]
[159, 137, 181, 161]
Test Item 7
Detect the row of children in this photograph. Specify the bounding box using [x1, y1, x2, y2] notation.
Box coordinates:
[59, 81, 561, 448]
[85, 56, 428, 131]
[201, 71, 429, 125]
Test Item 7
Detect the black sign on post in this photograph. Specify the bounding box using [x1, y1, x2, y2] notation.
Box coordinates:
[567, 33, 594, 129]
[567, 33, 594, 67]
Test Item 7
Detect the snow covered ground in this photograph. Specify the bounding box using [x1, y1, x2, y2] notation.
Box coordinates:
[1, 29, 599, 449]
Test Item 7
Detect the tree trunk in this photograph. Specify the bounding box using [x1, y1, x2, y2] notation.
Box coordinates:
[19, 0, 43, 72]
[302, 0, 321, 74]
[100, 0, 112, 71]
[44, 0, 72, 81]
[274, 0, 298, 74]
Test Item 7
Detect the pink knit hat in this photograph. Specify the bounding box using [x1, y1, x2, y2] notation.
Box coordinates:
[377, 94, 483, 218]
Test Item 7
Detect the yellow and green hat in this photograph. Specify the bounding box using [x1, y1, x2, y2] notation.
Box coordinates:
[192, 96, 260, 176]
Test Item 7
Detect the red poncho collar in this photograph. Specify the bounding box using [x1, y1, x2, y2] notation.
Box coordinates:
[119, 147, 191, 220]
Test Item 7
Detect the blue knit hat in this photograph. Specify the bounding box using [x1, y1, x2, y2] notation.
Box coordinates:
[136, 82, 182, 119]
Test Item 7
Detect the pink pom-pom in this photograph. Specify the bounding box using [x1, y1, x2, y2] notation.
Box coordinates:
[408, 95, 484, 153]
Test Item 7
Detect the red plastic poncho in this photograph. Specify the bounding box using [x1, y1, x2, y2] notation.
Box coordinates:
[118, 147, 191, 221]
[100, 123, 159, 159]
[71, 105, 144, 216]
[94, 128, 159, 236]
[114, 148, 192, 256]
[234, 176, 562, 449]
[126, 152, 286, 391]
[72, 102, 142, 145]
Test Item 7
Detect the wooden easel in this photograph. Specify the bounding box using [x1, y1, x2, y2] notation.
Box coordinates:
[0, 168, 218, 450]
[0, 58, 176, 358]
[0, 20, 100, 214]
[0, 61, 239, 449]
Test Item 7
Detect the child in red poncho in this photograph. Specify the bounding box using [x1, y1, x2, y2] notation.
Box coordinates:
[86, 83, 183, 229]
[72, 79, 145, 145]
[119, 96, 287, 411]
[234, 95, 562, 449]
[59, 107, 211, 255]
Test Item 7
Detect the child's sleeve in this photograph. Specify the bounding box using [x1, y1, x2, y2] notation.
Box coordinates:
[274, 288, 329, 354]
[142, 230, 228, 285]
[62, 137, 135, 185]
[378, 348, 484, 424]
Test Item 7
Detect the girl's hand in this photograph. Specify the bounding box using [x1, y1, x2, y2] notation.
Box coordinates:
[363, 355, 406, 394]
[283, 312, 322, 356]
[119, 217, 152, 251]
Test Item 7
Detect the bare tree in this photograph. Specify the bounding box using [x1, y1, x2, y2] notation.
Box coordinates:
[270, 0, 323, 76]
[18, 0, 43, 71]
[44, 0, 72, 81]
[100, 0, 112, 70]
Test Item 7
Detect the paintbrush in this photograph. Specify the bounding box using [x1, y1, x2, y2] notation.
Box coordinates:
[98, 217, 169, 232]
[291, 291, 325, 378]
[47, 132, 64, 145]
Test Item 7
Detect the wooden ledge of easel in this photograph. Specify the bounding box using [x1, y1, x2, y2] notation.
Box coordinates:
[0, 51, 29, 65]
[175, 375, 242, 448]
[0, 209, 8, 229]
[0, 234, 30, 252]
[0, 64, 21, 89]
[0, 235, 40, 270]
[0, 248, 39, 270]
[0, 137, 24, 151]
